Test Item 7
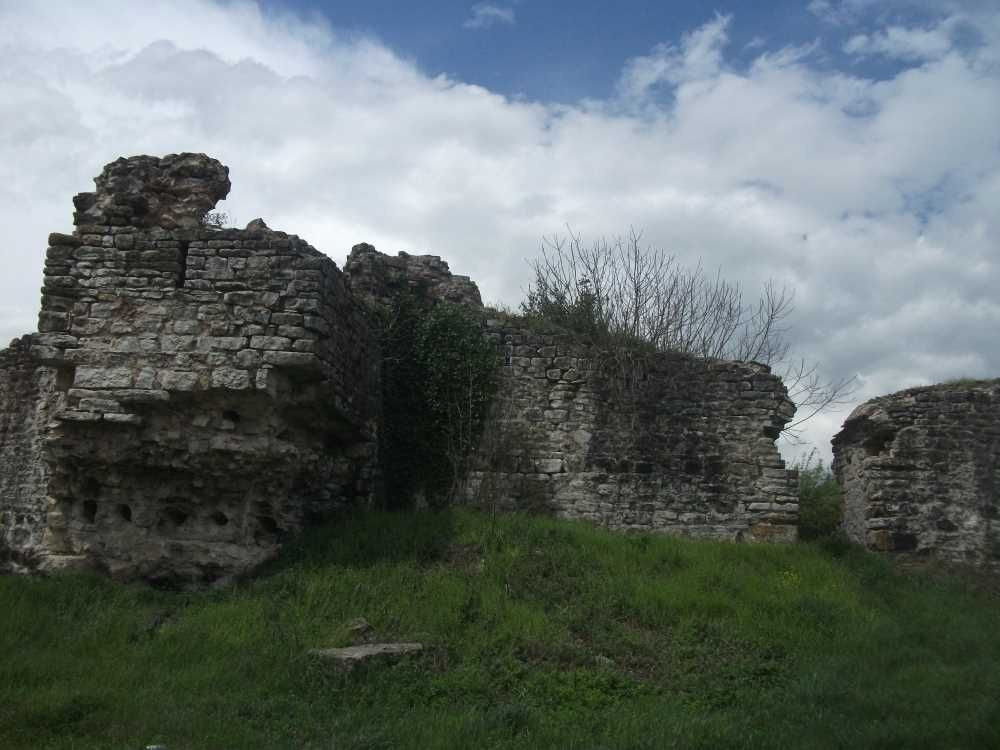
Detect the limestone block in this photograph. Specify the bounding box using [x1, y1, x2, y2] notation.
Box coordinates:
[74, 367, 133, 389]
[157, 370, 200, 391]
[250, 335, 291, 351]
[211, 368, 250, 390]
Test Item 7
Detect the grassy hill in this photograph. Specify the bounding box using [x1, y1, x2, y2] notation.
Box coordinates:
[1, 508, 998, 749]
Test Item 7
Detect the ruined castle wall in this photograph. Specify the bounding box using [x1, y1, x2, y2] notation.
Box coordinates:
[3, 154, 380, 584]
[464, 324, 800, 541]
[832, 381, 1000, 569]
[341, 244, 800, 541]
[0, 339, 65, 568]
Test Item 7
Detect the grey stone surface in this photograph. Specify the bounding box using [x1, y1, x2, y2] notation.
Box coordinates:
[344, 242, 483, 310]
[833, 380, 1000, 569]
[308, 642, 424, 667]
[73, 153, 231, 229]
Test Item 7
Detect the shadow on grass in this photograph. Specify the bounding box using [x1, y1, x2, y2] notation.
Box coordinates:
[256, 507, 461, 576]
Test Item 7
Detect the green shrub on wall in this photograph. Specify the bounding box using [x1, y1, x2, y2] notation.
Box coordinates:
[380, 297, 498, 508]
[793, 451, 843, 540]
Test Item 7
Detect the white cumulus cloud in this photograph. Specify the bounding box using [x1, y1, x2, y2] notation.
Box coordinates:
[1, 1, 999, 463]
[463, 3, 516, 30]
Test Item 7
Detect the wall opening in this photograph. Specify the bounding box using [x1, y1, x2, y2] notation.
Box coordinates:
[82, 500, 97, 523]
[177, 240, 190, 288]
[117, 504, 132, 522]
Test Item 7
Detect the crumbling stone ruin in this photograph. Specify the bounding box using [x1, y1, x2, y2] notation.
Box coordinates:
[463, 333, 799, 542]
[342, 246, 800, 541]
[1, 154, 379, 584]
[0, 153, 800, 585]
[833, 381, 1000, 570]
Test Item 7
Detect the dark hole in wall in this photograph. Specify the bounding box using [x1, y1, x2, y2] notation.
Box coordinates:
[81, 477, 101, 498]
[254, 514, 279, 542]
[210, 511, 229, 526]
[864, 428, 896, 457]
[891, 533, 918, 551]
[222, 409, 240, 423]
[161, 507, 189, 527]
[177, 240, 190, 288]
[82, 500, 97, 523]
[257, 516, 279, 534]
[117, 504, 132, 522]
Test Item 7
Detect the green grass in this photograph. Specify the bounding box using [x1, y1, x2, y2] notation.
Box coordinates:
[2, 509, 999, 749]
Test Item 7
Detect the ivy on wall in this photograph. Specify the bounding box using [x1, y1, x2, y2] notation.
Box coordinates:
[380, 297, 498, 508]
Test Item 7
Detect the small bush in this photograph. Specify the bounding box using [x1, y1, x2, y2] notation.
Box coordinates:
[794, 450, 843, 541]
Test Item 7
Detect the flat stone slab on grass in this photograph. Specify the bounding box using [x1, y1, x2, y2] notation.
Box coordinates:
[308, 642, 423, 668]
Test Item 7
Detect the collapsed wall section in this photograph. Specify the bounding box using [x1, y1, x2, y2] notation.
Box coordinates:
[2, 154, 379, 584]
[463, 324, 800, 541]
[832, 381, 1000, 569]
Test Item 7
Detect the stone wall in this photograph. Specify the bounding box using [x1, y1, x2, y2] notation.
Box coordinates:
[832, 380, 1000, 569]
[0, 154, 379, 584]
[461, 323, 799, 541]
[1, 151, 803, 586]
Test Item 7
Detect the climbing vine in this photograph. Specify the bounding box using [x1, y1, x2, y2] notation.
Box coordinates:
[380, 297, 498, 508]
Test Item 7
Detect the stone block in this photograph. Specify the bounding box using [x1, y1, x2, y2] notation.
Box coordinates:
[263, 351, 318, 368]
[74, 367, 133, 389]
[236, 349, 262, 368]
[48, 232, 81, 247]
[157, 370, 200, 391]
[211, 368, 251, 390]
[251, 335, 292, 351]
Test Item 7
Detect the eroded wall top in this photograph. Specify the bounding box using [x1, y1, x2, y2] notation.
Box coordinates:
[72, 153, 231, 230]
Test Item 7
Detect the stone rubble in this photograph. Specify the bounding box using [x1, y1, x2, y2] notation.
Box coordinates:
[307, 642, 424, 669]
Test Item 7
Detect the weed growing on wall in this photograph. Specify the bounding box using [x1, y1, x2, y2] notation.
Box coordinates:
[380, 297, 498, 508]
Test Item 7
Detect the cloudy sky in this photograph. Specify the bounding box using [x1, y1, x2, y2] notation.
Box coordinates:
[2, 0, 998, 462]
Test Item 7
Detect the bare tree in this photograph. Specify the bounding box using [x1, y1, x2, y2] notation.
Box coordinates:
[201, 210, 231, 229]
[521, 227, 855, 439]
